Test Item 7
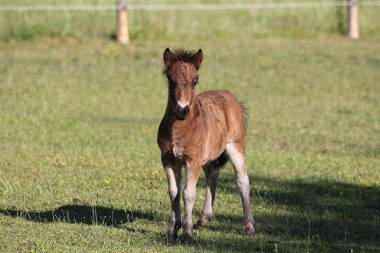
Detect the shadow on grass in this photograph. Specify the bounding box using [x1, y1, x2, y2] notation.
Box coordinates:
[0, 204, 159, 227]
[199, 173, 380, 252]
[1, 175, 379, 252]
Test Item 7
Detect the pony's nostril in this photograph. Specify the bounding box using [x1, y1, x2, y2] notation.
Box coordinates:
[184, 106, 190, 115]
[175, 106, 180, 115]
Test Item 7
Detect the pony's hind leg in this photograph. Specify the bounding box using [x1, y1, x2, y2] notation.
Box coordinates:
[162, 157, 182, 239]
[195, 164, 219, 229]
[226, 142, 255, 235]
[195, 154, 227, 229]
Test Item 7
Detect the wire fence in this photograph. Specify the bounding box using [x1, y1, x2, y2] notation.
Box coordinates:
[0, 1, 380, 11]
[1, 1, 379, 40]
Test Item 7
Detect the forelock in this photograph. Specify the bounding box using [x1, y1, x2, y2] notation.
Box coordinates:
[173, 49, 196, 63]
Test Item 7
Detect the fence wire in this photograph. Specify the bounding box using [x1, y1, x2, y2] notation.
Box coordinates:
[0, 1, 379, 11]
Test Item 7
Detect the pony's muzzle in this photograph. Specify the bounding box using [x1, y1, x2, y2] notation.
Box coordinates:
[175, 104, 190, 120]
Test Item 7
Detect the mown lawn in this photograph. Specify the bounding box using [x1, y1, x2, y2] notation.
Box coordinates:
[0, 36, 379, 252]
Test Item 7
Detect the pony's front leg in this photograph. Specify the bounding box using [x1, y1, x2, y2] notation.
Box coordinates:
[181, 161, 202, 241]
[163, 158, 182, 239]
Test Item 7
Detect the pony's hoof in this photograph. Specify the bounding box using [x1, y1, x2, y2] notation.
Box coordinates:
[166, 231, 179, 240]
[179, 231, 196, 242]
[244, 226, 255, 236]
[194, 220, 208, 230]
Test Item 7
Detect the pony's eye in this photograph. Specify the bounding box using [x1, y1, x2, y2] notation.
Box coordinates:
[168, 78, 176, 89]
[192, 78, 198, 86]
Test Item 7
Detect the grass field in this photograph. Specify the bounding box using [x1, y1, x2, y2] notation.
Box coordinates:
[0, 36, 379, 252]
[0, 2, 380, 251]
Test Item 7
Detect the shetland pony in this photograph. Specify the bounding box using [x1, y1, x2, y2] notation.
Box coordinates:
[157, 48, 255, 240]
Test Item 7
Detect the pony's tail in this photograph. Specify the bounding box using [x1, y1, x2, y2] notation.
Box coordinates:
[240, 102, 248, 135]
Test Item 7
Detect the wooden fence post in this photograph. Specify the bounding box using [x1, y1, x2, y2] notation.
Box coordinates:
[117, 0, 129, 44]
[348, 0, 359, 39]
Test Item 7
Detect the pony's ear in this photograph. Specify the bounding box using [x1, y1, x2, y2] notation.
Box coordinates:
[192, 49, 203, 70]
[163, 48, 177, 68]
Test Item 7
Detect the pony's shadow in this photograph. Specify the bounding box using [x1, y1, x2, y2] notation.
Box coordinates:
[0, 204, 159, 233]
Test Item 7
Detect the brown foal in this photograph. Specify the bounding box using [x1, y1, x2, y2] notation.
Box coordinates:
[157, 48, 255, 241]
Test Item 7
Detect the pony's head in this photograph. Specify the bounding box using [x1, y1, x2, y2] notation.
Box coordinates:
[163, 48, 203, 120]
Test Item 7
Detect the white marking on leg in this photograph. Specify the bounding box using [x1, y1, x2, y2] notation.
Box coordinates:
[226, 143, 255, 232]
[183, 183, 196, 220]
[182, 183, 196, 236]
[203, 183, 213, 217]
[226, 143, 249, 196]
[199, 181, 213, 223]
[197, 168, 219, 228]
[165, 166, 182, 237]
[226, 143, 245, 172]
[166, 168, 178, 201]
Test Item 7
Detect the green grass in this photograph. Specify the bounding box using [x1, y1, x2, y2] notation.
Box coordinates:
[0, 29, 380, 253]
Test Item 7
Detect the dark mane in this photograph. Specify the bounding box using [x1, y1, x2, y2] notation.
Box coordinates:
[172, 48, 197, 63]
